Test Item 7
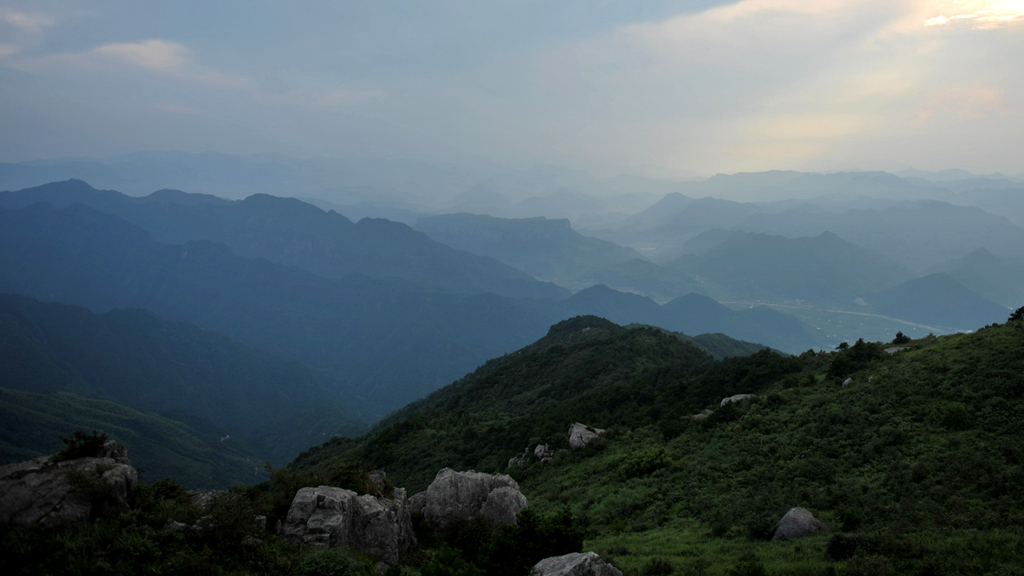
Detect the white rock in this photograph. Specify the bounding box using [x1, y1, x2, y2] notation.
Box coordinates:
[720, 394, 755, 407]
[568, 423, 604, 449]
[533, 551, 624, 576]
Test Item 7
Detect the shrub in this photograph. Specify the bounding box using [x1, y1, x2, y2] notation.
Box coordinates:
[52, 430, 108, 462]
[726, 553, 767, 576]
[295, 547, 362, 576]
[480, 507, 583, 576]
[618, 446, 670, 478]
[643, 557, 675, 576]
[892, 332, 910, 345]
[1009, 307, 1023, 322]
[421, 546, 485, 576]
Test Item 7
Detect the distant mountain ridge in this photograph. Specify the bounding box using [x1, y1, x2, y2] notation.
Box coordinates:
[0, 179, 569, 301]
[863, 273, 1009, 330]
[414, 213, 644, 285]
[0, 203, 820, 419]
[924, 248, 1024, 309]
[669, 231, 913, 303]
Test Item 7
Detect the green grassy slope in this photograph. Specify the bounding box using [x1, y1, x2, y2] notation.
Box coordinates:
[0, 293, 366, 470]
[0, 388, 260, 488]
[291, 316, 1024, 575]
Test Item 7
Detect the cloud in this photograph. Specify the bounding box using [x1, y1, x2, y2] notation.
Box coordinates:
[923, 0, 1024, 28]
[0, 9, 54, 32]
[7, 39, 249, 88]
[415, 0, 1023, 172]
[918, 84, 1018, 119]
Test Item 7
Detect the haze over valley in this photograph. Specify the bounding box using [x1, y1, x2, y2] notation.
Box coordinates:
[2, 2, 1023, 575]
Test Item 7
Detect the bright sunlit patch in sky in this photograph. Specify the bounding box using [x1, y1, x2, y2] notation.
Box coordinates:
[925, 0, 1024, 27]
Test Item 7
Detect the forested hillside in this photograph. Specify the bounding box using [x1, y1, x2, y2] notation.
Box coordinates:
[288, 313, 1024, 575]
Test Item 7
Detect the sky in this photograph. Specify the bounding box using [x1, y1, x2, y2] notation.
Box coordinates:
[1, 0, 1022, 176]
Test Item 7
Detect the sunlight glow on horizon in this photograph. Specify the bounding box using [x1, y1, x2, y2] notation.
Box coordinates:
[924, 0, 1024, 27]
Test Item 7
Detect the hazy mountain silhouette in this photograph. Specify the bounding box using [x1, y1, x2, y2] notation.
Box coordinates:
[0, 180, 569, 301]
[925, 248, 1024, 309]
[741, 200, 1024, 271]
[0, 204, 820, 416]
[863, 273, 1009, 330]
[414, 213, 643, 284]
[668, 231, 912, 303]
[0, 203, 572, 417]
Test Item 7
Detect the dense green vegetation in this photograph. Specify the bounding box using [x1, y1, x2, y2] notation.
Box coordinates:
[5, 314, 1023, 575]
[290, 316, 1024, 574]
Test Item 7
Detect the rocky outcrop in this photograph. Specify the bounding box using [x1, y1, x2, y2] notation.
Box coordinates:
[568, 423, 604, 449]
[535, 444, 555, 462]
[282, 485, 416, 566]
[533, 552, 624, 576]
[0, 441, 138, 527]
[187, 489, 225, 511]
[720, 394, 755, 407]
[416, 468, 527, 532]
[771, 507, 830, 541]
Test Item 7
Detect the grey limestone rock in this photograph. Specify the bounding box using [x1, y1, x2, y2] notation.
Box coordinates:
[533, 551, 624, 576]
[771, 507, 831, 541]
[187, 489, 225, 511]
[0, 441, 137, 527]
[409, 491, 426, 515]
[720, 393, 755, 407]
[282, 485, 416, 566]
[535, 444, 554, 460]
[842, 378, 854, 387]
[420, 468, 527, 532]
[568, 423, 604, 449]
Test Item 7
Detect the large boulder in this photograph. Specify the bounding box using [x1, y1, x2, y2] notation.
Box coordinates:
[771, 507, 831, 541]
[720, 394, 755, 407]
[533, 552, 624, 576]
[416, 468, 528, 532]
[0, 441, 138, 527]
[568, 423, 604, 449]
[282, 485, 416, 566]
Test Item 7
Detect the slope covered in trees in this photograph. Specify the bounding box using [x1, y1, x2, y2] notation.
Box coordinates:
[0, 388, 260, 488]
[288, 314, 1024, 575]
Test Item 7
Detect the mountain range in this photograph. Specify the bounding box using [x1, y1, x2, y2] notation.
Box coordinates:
[414, 213, 643, 286]
[0, 180, 567, 301]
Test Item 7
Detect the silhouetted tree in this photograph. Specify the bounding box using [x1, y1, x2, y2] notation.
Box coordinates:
[1010, 307, 1024, 323]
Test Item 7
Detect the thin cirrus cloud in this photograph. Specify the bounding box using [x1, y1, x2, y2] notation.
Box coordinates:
[924, 0, 1024, 27]
[426, 0, 1024, 172]
[0, 1, 1020, 173]
[0, 8, 54, 32]
[7, 39, 249, 88]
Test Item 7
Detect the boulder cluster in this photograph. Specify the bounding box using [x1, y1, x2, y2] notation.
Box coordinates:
[410, 467, 528, 533]
[0, 441, 137, 527]
[281, 485, 416, 566]
[0, 437, 829, 573]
